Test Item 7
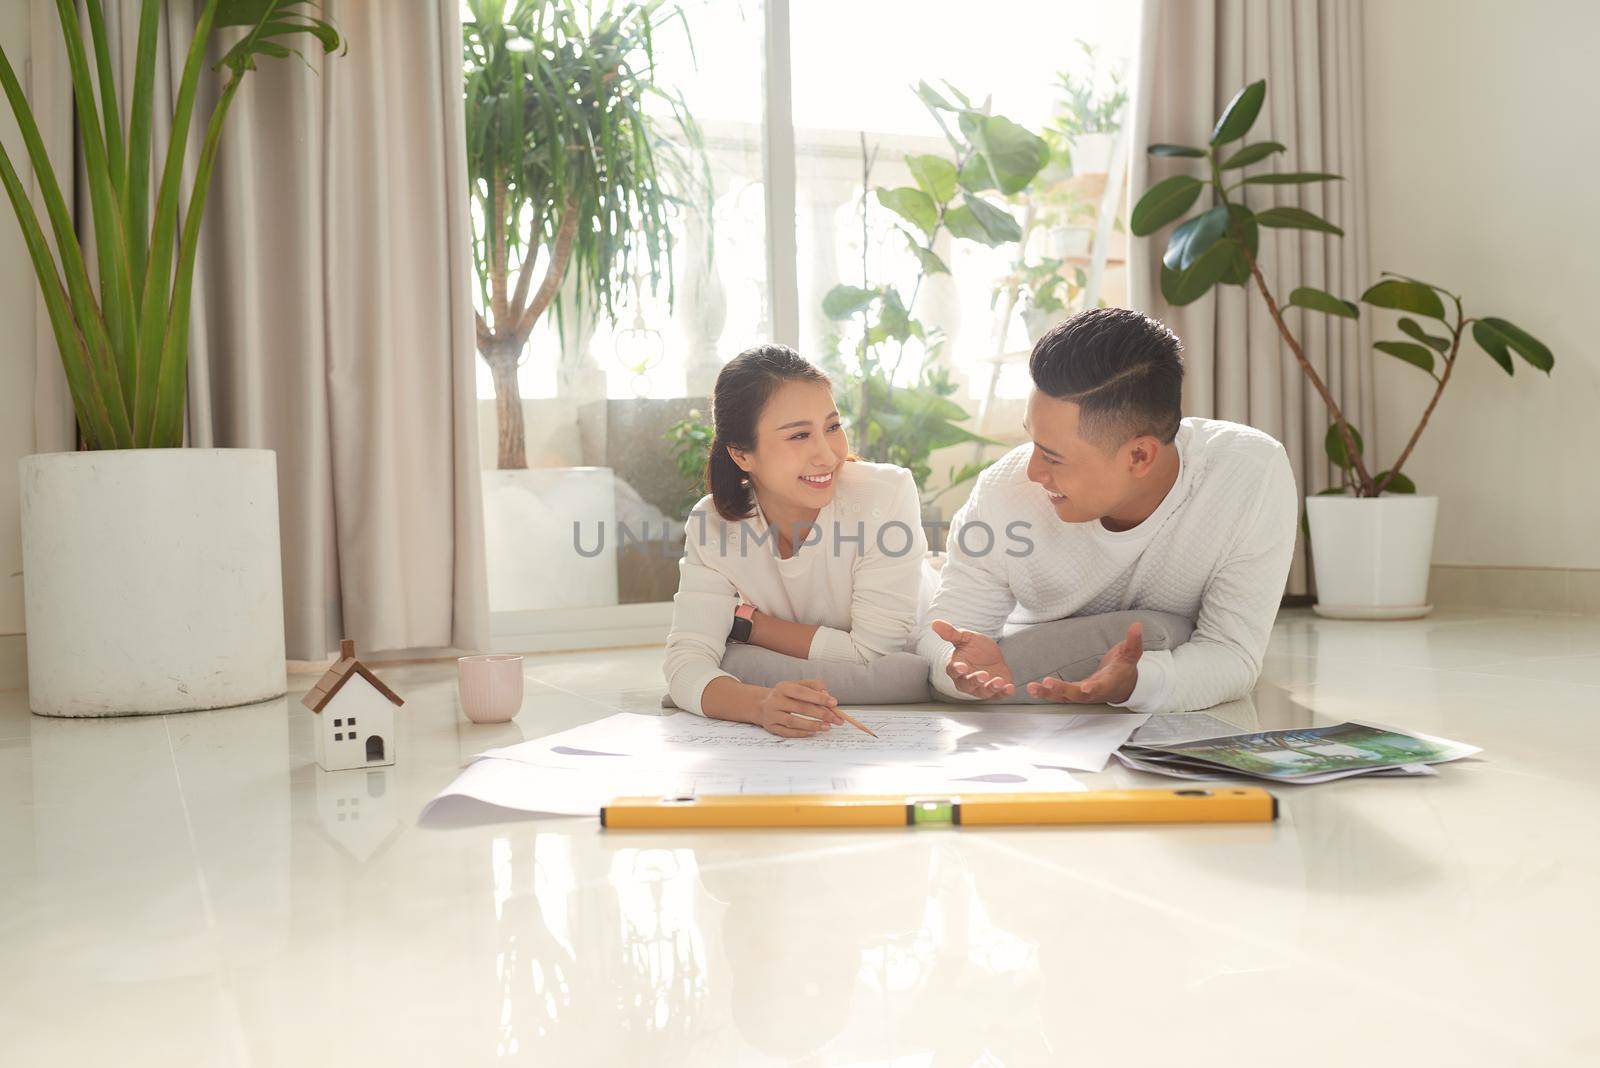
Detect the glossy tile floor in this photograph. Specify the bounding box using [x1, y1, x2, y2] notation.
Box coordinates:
[2, 607, 1597, 1067]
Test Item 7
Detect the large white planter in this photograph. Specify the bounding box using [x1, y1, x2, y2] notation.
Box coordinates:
[1305, 494, 1438, 620]
[19, 449, 287, 717]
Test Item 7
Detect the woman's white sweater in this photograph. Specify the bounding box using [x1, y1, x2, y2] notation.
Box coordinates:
[663, 460, 928, 715]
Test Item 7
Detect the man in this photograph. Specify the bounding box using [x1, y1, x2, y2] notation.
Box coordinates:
[918, 307, 1298, 713]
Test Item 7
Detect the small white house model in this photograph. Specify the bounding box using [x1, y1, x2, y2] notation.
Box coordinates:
[302, 639, 403, 771]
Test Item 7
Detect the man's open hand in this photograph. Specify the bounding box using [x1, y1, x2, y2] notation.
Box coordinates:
[1026, 621, 1143, 705]
[931, 619, 1015, 699]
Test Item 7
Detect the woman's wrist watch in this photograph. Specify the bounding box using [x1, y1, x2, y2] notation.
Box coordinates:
[728, 602, 756, 644]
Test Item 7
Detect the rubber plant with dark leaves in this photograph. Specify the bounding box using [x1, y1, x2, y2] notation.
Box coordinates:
[1131, 80, 1554, 497]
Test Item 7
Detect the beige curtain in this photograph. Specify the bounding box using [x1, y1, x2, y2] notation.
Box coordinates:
[41, 0, 489, 658]
[1129, 0, 1374, 596]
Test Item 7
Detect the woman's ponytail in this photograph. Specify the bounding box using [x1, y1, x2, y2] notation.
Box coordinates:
[706, 438, 753, 521]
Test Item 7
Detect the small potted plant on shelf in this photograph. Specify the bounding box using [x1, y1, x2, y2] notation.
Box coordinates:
[1131, 80, 1555, 618]
[997, 256, 1087, 344]
[0, 1, 341, 716]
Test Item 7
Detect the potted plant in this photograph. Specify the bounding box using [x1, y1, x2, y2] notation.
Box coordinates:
[998, 256, 1086, 344]
[1132, 80, 1554, 618]
[0, 1, 340, 716]
[1044, 41, 1128, 178]
[464, 0, 704, 469]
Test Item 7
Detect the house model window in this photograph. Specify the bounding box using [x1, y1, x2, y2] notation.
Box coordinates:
[301, 639, 404, 772]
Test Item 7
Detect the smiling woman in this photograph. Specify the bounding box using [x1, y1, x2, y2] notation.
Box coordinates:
[663, 343, 931, 736]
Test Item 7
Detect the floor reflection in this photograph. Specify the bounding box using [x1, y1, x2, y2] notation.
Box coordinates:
[313, 766, 401, 861]
[609, 848, 712, 1044]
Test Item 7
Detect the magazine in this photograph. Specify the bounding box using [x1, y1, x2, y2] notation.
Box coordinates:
[1120, 721, 1478, 784]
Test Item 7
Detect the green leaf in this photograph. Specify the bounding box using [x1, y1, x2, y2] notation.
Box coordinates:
[943, 204, 987, 243]
[946, 460, 997, 488]
[1375, 340, 1436, 375]
[216, 0, 306, 24]
[1159, 239, 1235, 306]
[876, 287, 914, 342]
[1361, 279, 1446, 320]
[0, 132, 125, 447]
[915, 79, 957, 112]
[1147, 143, 1206, 157]
[1240, 171, 1343, 186]
[1218, 141, 1286, 169]
[905, 153, 957, 204]
[908, 242, 950, 276]
[1397, 317, 1449, 353]
[1324, 422, 1365, 470]
[1288, 286, 1359, 319]
[1254, 206, 1343, 236]
[1217, 245, 1253, 286]
[876, 186, 937, 237]
[823, 284, 877, 320]
[1379, 270, 1454, 299]
[1210, 80, 1266, 146]
[1223, 203, 1259, 259]
[959, 114, 1050, 195]
[945, 193, 1022, 246]
[1130, 174, 1203, 236]
[1376, 470, 1417, 494]
[0, 39, 134, 447]
[1474, 317, 1553, 373]
[1470, 321, 1515, 375]
[1164, 206, 1228, 272]
[124, 0, 162, 286]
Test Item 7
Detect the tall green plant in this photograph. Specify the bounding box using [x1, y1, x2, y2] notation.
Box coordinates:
[0, 1, 341, 450]
[1132, 80, 1554, 497]
[464, 0, 703, 469]
[821, 81, 1050, 497]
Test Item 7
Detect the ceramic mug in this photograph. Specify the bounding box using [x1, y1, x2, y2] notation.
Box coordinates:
[457, 654, 525, 723]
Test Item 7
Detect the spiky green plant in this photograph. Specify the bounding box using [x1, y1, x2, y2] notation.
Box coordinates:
[0, 0, 342, 450]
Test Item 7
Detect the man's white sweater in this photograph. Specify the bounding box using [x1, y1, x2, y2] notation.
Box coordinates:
[916, 417, 1298, 713]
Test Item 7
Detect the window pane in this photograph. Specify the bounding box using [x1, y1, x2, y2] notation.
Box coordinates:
[791, 0, 1138, 504]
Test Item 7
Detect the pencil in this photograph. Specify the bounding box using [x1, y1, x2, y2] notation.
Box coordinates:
[834, 708, 877, 737]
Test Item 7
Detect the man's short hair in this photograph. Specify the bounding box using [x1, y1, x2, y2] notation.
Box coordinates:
[1028, 307, 1185, 449]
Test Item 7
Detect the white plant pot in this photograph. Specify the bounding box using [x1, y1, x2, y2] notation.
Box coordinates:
[1304, 494, 1438, 620]
[19, 449, 287, 717]
[481, 466, 619, 612]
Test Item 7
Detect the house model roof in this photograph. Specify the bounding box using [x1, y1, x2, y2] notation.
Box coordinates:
[301, 639, 405, 713]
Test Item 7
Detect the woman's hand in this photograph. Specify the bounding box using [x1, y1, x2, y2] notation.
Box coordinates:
[756, 679, 845, 737]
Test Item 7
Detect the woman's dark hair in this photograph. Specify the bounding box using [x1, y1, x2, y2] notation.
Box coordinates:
[706, 343, 833, 521]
